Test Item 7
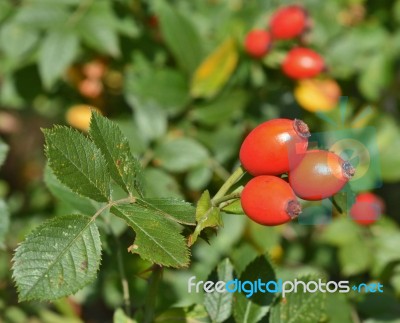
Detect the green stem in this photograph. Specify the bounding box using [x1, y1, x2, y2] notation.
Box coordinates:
[212, 192, 241, 206]
[142, 265, 163, 323]
[212, 165, 245, 202]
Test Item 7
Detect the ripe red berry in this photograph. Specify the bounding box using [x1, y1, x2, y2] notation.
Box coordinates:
[240, 118, 310, 176]
[270, 5, 308, 40]
[282, 48, 325, 79]
[350, 192, 384, 225]
[289, 150, 355, 201]
[241, 175, 302, 226]
[244, 30, 272, 58]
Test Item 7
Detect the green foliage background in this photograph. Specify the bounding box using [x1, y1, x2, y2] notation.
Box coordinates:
[1, 0, 400, 322]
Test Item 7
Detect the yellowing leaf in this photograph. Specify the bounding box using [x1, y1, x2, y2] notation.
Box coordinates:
[191, 38, 238, 99]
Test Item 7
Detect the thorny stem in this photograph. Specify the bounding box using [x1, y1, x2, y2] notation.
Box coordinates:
[212, 165, 245, 202]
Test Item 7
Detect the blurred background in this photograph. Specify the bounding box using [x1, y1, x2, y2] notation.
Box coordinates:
[1, 0, 400, 322]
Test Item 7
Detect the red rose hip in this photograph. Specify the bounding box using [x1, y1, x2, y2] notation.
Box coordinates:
[244, 30, 272, 58]
[239, 118, 310, 176]
[270, 5, 308, 40]
[241, 175, 302, 226]
[350, 192, 384, 225]
[289, 150, 355, 200]
[282, 48, 325, 79]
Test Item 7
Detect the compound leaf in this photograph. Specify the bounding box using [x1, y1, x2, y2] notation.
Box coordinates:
[13, 214, 102, 301]
[43, 126, 110, 202]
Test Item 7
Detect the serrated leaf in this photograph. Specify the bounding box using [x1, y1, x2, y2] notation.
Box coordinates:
[12, 214, 102, 301]
[89, 111, 144, 197]
[39, 28, 79, 89]
[204, 258, 234, 323]
[154, 138, 209, 173]
[43, 126, 110, 202]
[189, 190, 222, 246]
[155, 0, 204, 74]
[44, 164, 98, 215]
[233, 255, 276, 323]
[270, 275, 326, 323]
[142, 198, 196, 225]
[111, 204, 189, 268]
[0, 138, 9, 168]
[191, 38, 238, 99]
[0, 199, 10, 247]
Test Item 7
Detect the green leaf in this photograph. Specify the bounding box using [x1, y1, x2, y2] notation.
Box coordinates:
[332, 184, 356, 214]
[155, 304, 209, 323]
[191, 89, 248, 126]
[125, 66, 189, 116]
[372, 233, 400, 276]
[319, 217, 361, 247]
[44, 164, 98, 215]
[233, 255, 276, 323]
[186, 165, 213, 191]
[77, 1, 120, 57]
[114, 308, 136, 323]
[143, 168, 183, 199]
[358, 53, 392, 101]
[0, 21, 40, 59]
[43, 126, 110, 202]
[222, 199, 243, 214]
[374, 115, 400, 181]
[189, 190, 222, 246]
[13, 3, 70, 29]
[0, 199, 10, 247]
[111, 204, 190, 268]
[89, 111, 144, 197]
[191, 38, 239, 99]
[154, 138, 209, 173]
[139, 198, 196, 226]
[155, 0, 204, 74]
[12, 214, 102, 301]
[325, 293, 353, 323]
[0, 138, 9, 168]
[39, 28, 79, 89]
[270, 275, 327, 323]
[338, 236, 371, 276]
[204, 258, 234, 323]
[130, 100, 167, 142]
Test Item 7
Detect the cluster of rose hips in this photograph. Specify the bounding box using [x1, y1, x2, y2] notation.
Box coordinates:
[78, 60, 107, 99]
[239, 118, 356, 226]
[244, 5, 325, 80]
